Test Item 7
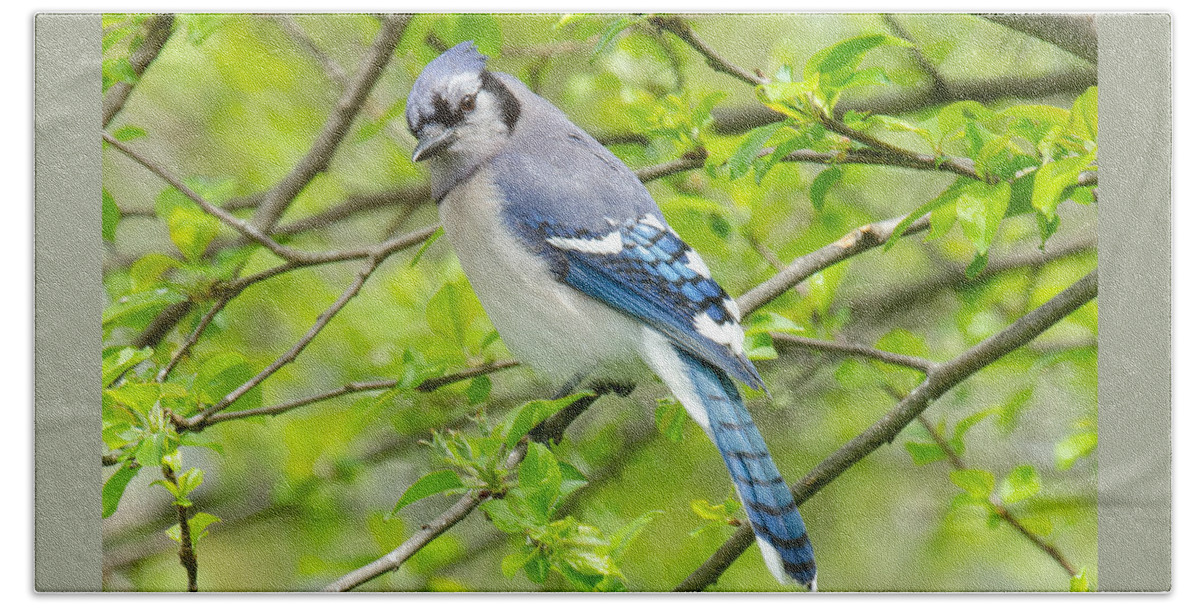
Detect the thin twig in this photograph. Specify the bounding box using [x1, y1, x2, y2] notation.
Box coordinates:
[195, 360, 520, 427]
[676, 270, 1097, 590]
[915, 415, 1079, 576]
[103, 14, 175, 127]
[160, 465, 199, 591]
[634, 148, 709, 182]
[324, 491, 485, 591]
[156, 297, 230, 382]
[220, 225, 438, 296]
[177, 255, 388, 431]
[651, 16, 768, 86]
[770, 334, 935, 372]
[103, 133, 310, 262]
[326, 443, 529, 591]
[777, 146, 979, 180]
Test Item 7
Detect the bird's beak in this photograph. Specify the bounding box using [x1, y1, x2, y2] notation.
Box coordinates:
[411, 127, 458, 163]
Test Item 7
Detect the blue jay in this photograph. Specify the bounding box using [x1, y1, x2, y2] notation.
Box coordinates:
[406, 42, 816, 589]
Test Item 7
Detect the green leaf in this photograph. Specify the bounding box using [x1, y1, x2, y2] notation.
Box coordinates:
[1000, 465, 1042, 503]
[426, 280, 485, 351]
[806, 34, 912, 83]
[102, 190, 120, 242]
[654, 398, 688, 442]
[129, 253, 183, 292]
[904, 441, 946, 466]
[592, 16, 637, 59]
[193, 352, 260, 411]
[729, 122, 783, 179]
[501, 549, 535, 578]
[102, 287, 187, 330]
[956, 180, 1011, 256]
[610, 511, 661, 560]
[409, 226, 444, 267]
[112, 125, 147, 141]
[102, 463, 140, 518]
[517, 442, 563, 518]
[809, 166, 842, 210]
[1032, 154, 1095, 219]
[1055, 429, 1097, 470]
[165, 512, 218, 546]
[480, 499, 527, 534]
[950, 408, 999, 454]
[524, 553, 550, 583]
[949, 469, 994, 499]
[391, 470, 466, 515]
[187, 511, 221, 543]
[938, 101, 997, 141]
[105, 382, 161, 418]
[1070, 568, 1092, 592]
[465, 375, 492, 405]
[1067, 87, 1098, 142]
[101, 346, 154, 386]
[883, 178, 970, 251]
[743, 332, 778, 361]
[965, 252, 989, 279]
[499, 393, 589, 448]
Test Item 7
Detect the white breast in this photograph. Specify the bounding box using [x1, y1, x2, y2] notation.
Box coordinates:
[437, 167, 644, 384]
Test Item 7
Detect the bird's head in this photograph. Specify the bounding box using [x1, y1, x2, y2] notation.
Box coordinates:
[405, 41, 521, 165]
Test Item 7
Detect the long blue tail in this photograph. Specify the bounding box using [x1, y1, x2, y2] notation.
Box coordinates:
[676, 347, 816, 589]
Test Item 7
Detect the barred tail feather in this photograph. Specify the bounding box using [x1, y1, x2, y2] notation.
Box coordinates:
[639, 330, 816, 589]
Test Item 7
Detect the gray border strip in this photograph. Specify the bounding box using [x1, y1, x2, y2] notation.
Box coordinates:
[1096, 13, 1172, 592]
[30, 12, 1174, 593]
[34, 13, 104, 591]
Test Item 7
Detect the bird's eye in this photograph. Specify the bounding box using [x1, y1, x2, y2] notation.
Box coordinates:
[459, 94, 476, 112]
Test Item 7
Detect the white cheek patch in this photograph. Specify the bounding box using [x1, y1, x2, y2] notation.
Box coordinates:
[546, 230, 624, 255]
[693, 311, 745, 355]
[684, 249, 712, 278]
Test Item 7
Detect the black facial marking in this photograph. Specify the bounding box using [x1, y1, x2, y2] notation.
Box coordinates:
[430, 94, 465, 130]
[481, 71, 521, 132]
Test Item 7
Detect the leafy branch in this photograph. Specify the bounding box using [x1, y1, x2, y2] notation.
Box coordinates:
[676, 270, 1097, 590]
[769, 333, 1082, 582]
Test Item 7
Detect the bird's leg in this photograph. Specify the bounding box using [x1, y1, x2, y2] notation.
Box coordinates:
[529, 373, 636, 446]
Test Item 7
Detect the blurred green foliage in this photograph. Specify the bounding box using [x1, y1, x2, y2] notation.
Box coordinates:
[101, 13, 1098, 592]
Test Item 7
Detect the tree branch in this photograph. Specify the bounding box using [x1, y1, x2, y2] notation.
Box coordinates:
[711, 72, 1095, 136]
[634, 147, 708, 182]
[776, 146, 978, 180]
[914, 415, 1079, 577]
[160, 465, 199, 591]
[103, 14, 175, 127]
[980, 14, 1097, 65]
[676, 270, 1097, 590]
[738, 213, 931, 315]
[324, 490, 483, 591]
[249, 14, 409, 234]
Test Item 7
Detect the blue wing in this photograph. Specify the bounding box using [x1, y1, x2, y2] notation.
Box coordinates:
[513, 212, 764, 390]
